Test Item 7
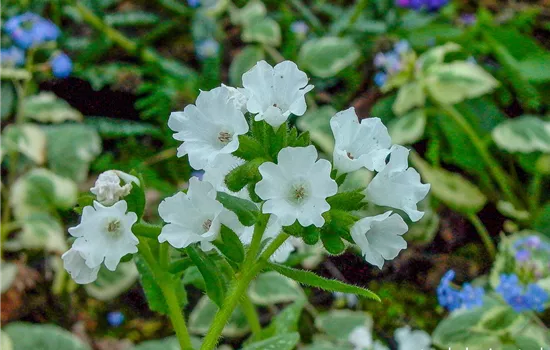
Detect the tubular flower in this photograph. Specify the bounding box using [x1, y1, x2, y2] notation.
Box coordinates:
[61, 239, 100, 284]
[90, 170, 139, 206]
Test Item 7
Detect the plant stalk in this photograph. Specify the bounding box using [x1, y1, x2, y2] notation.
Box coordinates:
[466, 213, 496, 259]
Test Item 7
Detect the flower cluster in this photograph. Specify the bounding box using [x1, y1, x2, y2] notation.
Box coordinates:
[1, 12, 72, 77]
[373, 40, 412, 88]
[496, 274, 549, 313]
[437, 270, 484, 311]
[395, 0, 449, 12]
[513, 235, 550, 263]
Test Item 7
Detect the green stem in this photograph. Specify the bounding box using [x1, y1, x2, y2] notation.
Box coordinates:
[241, 295, 262, 335]
[289, 0, 324, 34]
[466, 213, 496, 259]
[133, 222, 162, 239]
[200, 233, 290, 350]
[437, 102, 522, 209]
[339, 0, 369, 35]
[243, 214, 269, 267]
[528, 174, 542, 213]
[263, 45, 285, 63]
[137, 239, 194, 350]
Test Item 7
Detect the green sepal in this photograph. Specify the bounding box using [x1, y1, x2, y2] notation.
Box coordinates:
[74, 194, 94, 214]
[283, 221, 304, 237]
[326, 209, 358, 243]
[267, 262, 380, 301]
[269, 122, 288, 159]
[335, 173, 348, 186]
[320, 228, 346, 255]
[303, 225, 320, 245]
[212, 225, 245, 263]
[125, 171, 146, 219]
[186, 245, 227, 307]
[326, 190, 366, 211]
[217, 191, 259, 226]
[287, 127, 299, 145]
[225, 158, 263, 192]
[247, 183, 262, 203]
[120, 253, 134, 263]
[291, 130, 310, 147]
[233, 135, 267, 161]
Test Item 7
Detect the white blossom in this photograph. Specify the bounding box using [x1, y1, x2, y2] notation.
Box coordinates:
[221, 84, 248, 113]
[330, 108, 392, 174]
[242, 60, 313, 128]
[168, 87, 249, 169]
[348, 326, 373, 350]
[68, 200, 138, 271]
[158, 177, 243, 251]
[395, 326, 432, 350]
[90, 170, 139, 206]
[351, 211, 408, 269]
[366, 145, 430, 222]
[61, 239, 100, 284]
[255, 146, 337, 227]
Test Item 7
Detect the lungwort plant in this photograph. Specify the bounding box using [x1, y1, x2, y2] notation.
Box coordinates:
[61, 60, 430, 350]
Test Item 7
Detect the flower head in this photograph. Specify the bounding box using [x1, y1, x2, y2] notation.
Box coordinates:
[1, 46, 25, 67]
[330, 108, 392, 174]
[242, 60, 314, 128]
[394, 326, 431, 350]
[290, 21, 309, 36]
[168, 86, 249, 169]
[68, 200, 138, 271]
[107, 311, 125, 327]
[496, 273, 548, 313]
[374, 72, 387, 87]
[366, 145, 430, 222]
[348, 326, 373, 350]
[90, 170, 138, 206]
[351, 211, 408, 269]
[50, 52, 72, 78]
[255, 146, 337, 227]
[61, 240, 100, 284]
[525, 284, 549, 312]
[460, 283, 484, 309]
[158, 177, 243, 251]
[4, 13, 60, 49]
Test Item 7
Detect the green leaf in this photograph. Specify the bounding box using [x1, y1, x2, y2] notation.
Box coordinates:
[534, 204, 550, 237]
[320, 228, 346, 255]
[225, 160, 262, 193]
[134, 336, 203, 350]
[393, 82, 426, 116]
[298, 37, 360, 78]
[216, 191, 259, 226]
[229, 46, 265, 86]
[23, 92, 82, 123]
[84, 117, 161, 139]
[45, 124, 102, 182]
[296, 106, 336, 154]
[479, 306, 521, 333]
[315, 310, 373, 340]
[250, 299, 305, 342]
[105, 11, 159, 27]
[242, 333, 300, 350]
[425, 62, 499, 105]
[491, 115, 550, 153]
[233, 135, 268, 161]
[3, 212, 67, 253]
[388, 109, 426, 145]
[517, 54, 550, 83]
[248, 271, 305, 305]
[0, 330, 12, 350]
[230, 0, 266, 26]
[410, 152, 487, 214]
[3, 323, 91, 350]
[135, 255, 187, 315]
[85, 261, 138, 301]
[326, 190, 366, 211]
[2, 124, 47, 164]
[1, 81, 16, 120]
[242, 18, 281, 47]
[213, 225, 245, 263]
[189, 295, 249, 337]
[267, 263, 380, 301]
[186, 246, 226, 307]
[417, 42, 461, 72]
[1, 262, 18, 293]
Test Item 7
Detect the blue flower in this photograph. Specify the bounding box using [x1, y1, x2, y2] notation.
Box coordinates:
[373, 52, 386, 68]
[394, 40, 410, 55]
[460, 283, 484, 309]
[50, 52, 73, 78]
[3, 13, 60, 49]
[290, 21, 309, 36]
[506, 293, 531, 312]
[196, 39, 219, 60]
[525, 284, 549, 312]
[515, 249, 531, 262]
[187, 0, 201, 7]
[1, 46, 25, 67]
[437, 270, 462, 311]
[107, 311, 125, 327]
[496, 274, 522, 299]
[374, 72, 387, 87]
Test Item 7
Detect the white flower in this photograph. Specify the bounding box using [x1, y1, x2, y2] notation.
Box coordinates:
[351, 211, 408, 269]
[158, 177, 243, 251]
[68, 200, 138, 271]
[221, 84, 248, 113]
[168, 87, 249, 169]
[395, 326, 431, 350]
[62, 239, 100, 284]
[330, 108, 392, 174]
[203, 153, 248, 199]
[255, 146, 337, 227]
[348, 326, 372, 350]
[366, 145, 430, 222]
[242, 60, 313, 128]
[90, 170, 139, 206]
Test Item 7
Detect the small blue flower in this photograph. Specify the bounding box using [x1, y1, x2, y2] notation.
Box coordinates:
[50, 52, 72, 78]
[525, 284, 549, 312]
[373, 52, 386, 68]
[393, 40, 410, 55]
[496, 274, 522, 300]
[290, 21, 309, 36]
[437, 270, 462, 311]
[506, 293, 531, 312]
[515, 249, 531, 262]
[460, 283, 484, 309]
[107, 311, 125, 327]
[196, 39, 219, 60]
[460, 14, 477, 26]
[525, 236, 541, 249]
[187, 0, 201, 7]
[374, 72, 387, 87]
[1, 46, 25, 67]
[3, 13, 60, 49]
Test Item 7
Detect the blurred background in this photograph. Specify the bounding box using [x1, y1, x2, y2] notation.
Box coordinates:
[1, 0, 550, 349]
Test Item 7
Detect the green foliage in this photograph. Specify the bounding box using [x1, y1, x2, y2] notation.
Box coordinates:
[229, 46, 265, 86]
[189, 296, 249, 337]
[248, 271, 305, 305]
[186, 245, 227, 307]
[298, 37, 360, 78]
[242, 18, 281, 47]
[315, 310, 373, 341]
[84, 262, 138, 301]
[23, 93, 83, 123]
[492, 115, 550, 154]
[388, 109, 426, 145]
[326, 190, 366, 211]
[296, 106, 336, 154]
[84, 117, 161, 139]
[242, 333, 300, 350]
[2, 124, 47, 164]
[3, 323, 91, 350]
[216, 192, 259, 226]
[213, 225, 245, 263]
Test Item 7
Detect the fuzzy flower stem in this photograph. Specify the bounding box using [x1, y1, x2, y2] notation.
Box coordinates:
[437, 102, 522, 210]
[137, 239, 193, 350]
[241, 294, 262, 335]
[466, 213, 495, 259]
[200, 232, 290, 350]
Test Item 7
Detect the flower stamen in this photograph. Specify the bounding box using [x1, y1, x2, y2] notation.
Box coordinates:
[218, 131, 232, 143]
[202, 219, 212, 232]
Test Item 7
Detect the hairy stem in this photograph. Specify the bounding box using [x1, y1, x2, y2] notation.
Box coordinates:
[241, 295, 262, 335]
[466, 213, 496, 259]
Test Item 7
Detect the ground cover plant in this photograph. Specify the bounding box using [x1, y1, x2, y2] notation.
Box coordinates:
[1, 0, 549, 349]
